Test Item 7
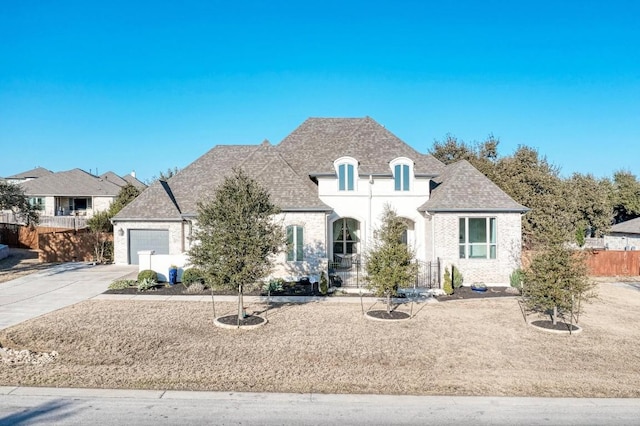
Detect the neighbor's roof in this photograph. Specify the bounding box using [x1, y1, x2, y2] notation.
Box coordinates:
[419, 160, 528, 213]
[122, 174, 147, 190]
[21, 168, 122, 197]
[101, 171, 148, 191]
[6, 167, 53, 180]
[609, 217, 640, 235]
[100, 171, 129, 187]
[278, 117, 445, 177]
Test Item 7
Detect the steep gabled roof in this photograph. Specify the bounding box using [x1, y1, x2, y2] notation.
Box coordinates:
[6, 167, 53, 180]
[277, 117, 445, 177]
[21, 168, 122, 197]
[114, 179, 182, 220]
[610, 217, 640, 235]
[420, 160, 528, 213]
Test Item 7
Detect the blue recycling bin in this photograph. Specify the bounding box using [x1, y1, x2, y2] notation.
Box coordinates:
[168, 268, 178, 285]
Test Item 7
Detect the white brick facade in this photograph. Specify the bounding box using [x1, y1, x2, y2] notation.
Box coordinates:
[432, 212, 522, 286]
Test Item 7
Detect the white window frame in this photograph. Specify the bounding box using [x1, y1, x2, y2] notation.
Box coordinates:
[390, 157, 413, 192]
[459, 217, 497, 259]
[287, 225, 304, 262]
[334, 157, 358, 192]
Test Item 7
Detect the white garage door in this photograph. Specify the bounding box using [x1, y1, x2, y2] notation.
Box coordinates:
[128, 229, 170, 265]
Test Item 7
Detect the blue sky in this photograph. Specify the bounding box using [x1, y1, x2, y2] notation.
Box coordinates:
[1, 0, 639, 183]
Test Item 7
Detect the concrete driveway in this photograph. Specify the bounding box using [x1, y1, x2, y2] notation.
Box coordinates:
[0, 263, 137, 329]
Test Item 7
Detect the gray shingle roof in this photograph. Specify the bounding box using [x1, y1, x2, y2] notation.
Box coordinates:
[6, 167, 53, 179]
[610, 217, 640, 235]
[100, 172, 128, 187]
[100, 171, 148, 191]
[114, 118, 524, 221]
[21, 168, 122, 197]
[419, 160, 528, 212]
[278, 117, 445, 177]
[114, 142, 330, 220]
[122, 174, 147, 190]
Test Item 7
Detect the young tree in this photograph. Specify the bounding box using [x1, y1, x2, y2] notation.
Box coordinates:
[87, 210, 112, 263]
[0, 181, 39, 225]
[365, 205, 418, 314]
[522, 242, 596, 325]
[188, 168, 285, 321]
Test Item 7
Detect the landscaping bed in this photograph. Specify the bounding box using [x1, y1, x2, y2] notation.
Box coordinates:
[104, 280, 324, 297]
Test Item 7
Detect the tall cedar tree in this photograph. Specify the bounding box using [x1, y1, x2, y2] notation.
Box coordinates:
[188, 168, 285, 321]
[522, 242, 596, 325]
[365, 205, 418, 314]
[0, 181, 39, 225]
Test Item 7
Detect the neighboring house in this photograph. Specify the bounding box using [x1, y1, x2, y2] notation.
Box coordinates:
[20, 168, 123, 218]
[112, 117, 528, 285]
[4, 167, 53, 184]
[101, 171, 148, 192]
[604, 217, 640, 250]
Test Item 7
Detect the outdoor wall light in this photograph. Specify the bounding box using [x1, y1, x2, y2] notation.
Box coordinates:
[118, 228, 124, 237]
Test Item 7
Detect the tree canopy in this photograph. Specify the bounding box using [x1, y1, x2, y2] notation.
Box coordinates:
[430, 135, 638, 248]
[0, 181, 39, 225]
[187, 168, 285, 320]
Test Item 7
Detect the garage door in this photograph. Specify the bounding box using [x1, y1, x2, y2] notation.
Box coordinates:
[128, 229, 170, 265]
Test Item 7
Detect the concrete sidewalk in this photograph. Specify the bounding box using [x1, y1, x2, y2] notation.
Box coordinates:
[0, 263, 137, 329]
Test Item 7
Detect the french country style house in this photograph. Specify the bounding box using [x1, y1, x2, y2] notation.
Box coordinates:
[112, 117, 527, 286]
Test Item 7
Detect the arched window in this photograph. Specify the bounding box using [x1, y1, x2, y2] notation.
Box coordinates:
[390, 157, 412, 191]
[334, 157, 358, 192]
[286, 225, 304, 261]
[332, 218, 360, 254]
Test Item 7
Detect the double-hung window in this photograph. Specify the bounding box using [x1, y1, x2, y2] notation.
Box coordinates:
[459, 217, 497, 259]
[338, 163, 355, 191]
[286, 225, 304, 262]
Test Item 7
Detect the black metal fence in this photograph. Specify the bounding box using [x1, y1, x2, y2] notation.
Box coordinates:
[328, 258, 441, 290]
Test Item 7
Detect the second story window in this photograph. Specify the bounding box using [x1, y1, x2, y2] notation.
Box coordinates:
[394, 164, 410, 191]
[335, 158, 357, 191]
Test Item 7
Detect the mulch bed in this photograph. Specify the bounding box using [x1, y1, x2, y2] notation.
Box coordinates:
[216, 314, 266, 327]
[531, 320, 581, 332]
[365, 310, 411, 320]
[436, 286, 519, 302]
[104, 282, 323, 297]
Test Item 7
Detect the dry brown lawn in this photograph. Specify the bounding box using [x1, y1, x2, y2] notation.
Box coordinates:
[0, 249, 51, 284]
[1, 282, 639, 397]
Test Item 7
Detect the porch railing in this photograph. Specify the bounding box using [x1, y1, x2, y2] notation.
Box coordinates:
[0, 213, 87, 229]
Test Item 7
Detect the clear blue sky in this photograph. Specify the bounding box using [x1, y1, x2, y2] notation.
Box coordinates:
[1, 0, 639, 183]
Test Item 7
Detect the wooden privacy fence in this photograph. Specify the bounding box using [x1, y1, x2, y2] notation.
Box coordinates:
[0, 223, 112, 263]
[584, 250, 640, 276]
